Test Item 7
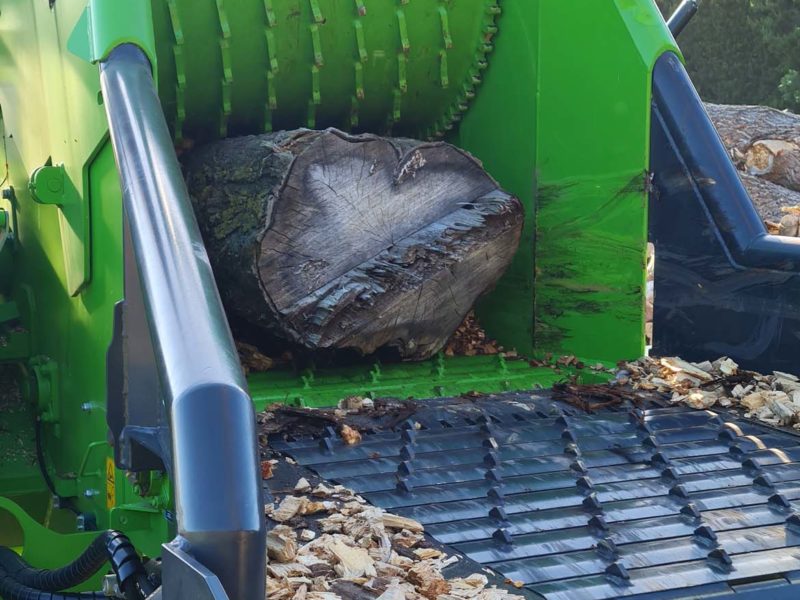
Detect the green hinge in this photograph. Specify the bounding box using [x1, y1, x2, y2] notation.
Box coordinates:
[67, 0, 157, 69]
[28, 165, 87, 296]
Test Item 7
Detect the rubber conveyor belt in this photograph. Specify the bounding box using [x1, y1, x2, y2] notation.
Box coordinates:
[272, 390, 800, 599]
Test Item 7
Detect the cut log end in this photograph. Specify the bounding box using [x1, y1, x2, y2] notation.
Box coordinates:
[184, 129, 523, 360]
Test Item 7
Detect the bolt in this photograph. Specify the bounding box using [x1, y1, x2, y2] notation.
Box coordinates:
[76, 514, 86, 531]
[80, 402, 92, 413]
[83, 488, 99, 498]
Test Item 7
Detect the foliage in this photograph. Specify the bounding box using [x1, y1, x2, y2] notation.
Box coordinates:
[655, 0, 800, 112]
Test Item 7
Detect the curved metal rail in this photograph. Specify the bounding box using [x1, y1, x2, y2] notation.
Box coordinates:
[99, 44, 265, 600]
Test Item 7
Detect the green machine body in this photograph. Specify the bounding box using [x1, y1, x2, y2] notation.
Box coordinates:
[0, 0, 676, 595]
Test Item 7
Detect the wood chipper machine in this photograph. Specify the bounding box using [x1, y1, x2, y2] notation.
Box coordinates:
[4, 0, 800, 599]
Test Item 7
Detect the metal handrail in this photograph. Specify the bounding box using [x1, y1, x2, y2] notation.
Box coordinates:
[99, 44, 265, 600]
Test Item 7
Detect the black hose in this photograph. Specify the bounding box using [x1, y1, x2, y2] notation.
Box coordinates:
[0, 573, 105, 599]
[0, 531, 150, 600]
[34, 418, 61, 505]
[33, 417, 80, 518]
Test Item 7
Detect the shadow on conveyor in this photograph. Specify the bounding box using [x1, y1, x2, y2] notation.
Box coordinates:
[650, 53, 800, 375]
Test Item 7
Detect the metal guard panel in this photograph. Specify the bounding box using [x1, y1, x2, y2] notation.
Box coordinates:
[275, 391, 800, 599]
[649, 52, 800, 374]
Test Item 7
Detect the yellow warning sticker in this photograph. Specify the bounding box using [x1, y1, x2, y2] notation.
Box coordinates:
[106, 456, 116, 510]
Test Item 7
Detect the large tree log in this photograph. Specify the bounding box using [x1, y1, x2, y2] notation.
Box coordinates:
[183, 129, 523, 360]
[706, 103, 800, 192]
[739, 172, 800, 224]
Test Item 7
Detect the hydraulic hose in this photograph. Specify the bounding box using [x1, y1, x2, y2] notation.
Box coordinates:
[0, 531, 152, 600]
[0, 574, 105, 600]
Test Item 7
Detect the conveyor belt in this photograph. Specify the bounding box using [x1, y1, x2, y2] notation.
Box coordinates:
[272, 390, 800, 599]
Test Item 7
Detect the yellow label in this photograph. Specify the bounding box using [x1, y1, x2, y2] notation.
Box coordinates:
[105, 457, 116, 510]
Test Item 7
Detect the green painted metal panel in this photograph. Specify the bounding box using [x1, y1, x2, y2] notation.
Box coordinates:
[67, 1, 157, 67]
[458, 0, 677, 364]
[249, 356, 607, 410]
[453, 0, 539, 357]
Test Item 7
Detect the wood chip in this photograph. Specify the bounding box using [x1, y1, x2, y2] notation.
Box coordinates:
[268, 525, 298, 563]
[659, 357, 714, 382]
[269, 563, 313, 578]
[293, 584, 309, 600]
[382, 514, 424, 533]
[300, 529, 317, 542]
[272, 495, 307, 522]
[408, 563, 450, 600]
[376, 583, 406, 600]
[340, 424, 362, 446]
[329, 539, 377, 579]
[412, 548, 443, 560]
[262, 459, 276, 479]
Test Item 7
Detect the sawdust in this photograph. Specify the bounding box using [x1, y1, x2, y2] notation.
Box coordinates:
[266, 483, 525, 600]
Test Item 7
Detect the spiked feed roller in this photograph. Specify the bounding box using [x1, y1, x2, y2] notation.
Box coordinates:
[3, 1, 800, 599]
[152, 0, 501, 139]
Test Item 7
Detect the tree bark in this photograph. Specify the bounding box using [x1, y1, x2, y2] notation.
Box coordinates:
[706, 103, 800, 192]
[738, 171, 800, 223]
[183, 129, 523, 360]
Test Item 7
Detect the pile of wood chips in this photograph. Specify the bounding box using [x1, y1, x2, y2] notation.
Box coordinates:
[266, 481, 525, 600]
[619, 355, 800, 429]
[443, 312, 502, 357]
